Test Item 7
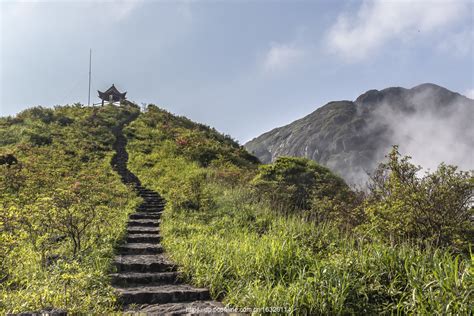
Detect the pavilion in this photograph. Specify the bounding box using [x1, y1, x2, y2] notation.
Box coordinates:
[98, 84, 127, 106]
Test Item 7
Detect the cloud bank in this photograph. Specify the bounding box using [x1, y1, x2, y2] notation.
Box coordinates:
[363, 87, 474, 184]
[464, 88, 474, 99]
[327, 0, 470, 62]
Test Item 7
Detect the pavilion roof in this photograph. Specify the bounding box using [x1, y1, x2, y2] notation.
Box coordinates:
[98, 84, 127, 100]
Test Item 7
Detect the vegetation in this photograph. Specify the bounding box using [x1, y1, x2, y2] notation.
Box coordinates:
[1, 103, 472, 314]
[126, 105, 473, 314]
[364, 146, 473, 250]
[252, 156, 362, 229]
[0, 104, 140, 313]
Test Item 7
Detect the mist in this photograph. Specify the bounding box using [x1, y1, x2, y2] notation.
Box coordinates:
[362, 86, 473, 183]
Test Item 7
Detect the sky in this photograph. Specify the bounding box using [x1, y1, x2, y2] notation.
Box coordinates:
[1, 0, 473, 143]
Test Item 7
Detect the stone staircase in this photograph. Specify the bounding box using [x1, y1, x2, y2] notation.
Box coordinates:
[111, 123, 224, 314]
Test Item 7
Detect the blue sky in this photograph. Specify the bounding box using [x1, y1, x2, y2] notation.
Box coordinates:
[1, 0, 473, 142]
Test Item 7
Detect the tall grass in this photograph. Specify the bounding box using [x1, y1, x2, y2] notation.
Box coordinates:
[158, 184, 472, 314]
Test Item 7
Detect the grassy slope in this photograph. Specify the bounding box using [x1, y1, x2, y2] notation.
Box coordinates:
[126, 106, 472, 314]
[0, 104, 140, 313]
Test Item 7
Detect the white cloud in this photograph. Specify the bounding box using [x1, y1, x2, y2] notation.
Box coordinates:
[464, 88, 474, 99]
[327, 0, 469, 62]
[262, 42, 305, 72]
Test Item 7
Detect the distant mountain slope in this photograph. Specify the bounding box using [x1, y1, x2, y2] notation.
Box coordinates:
[245, 83, 474, 185]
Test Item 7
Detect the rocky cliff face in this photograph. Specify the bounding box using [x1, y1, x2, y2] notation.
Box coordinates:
[245, 83, 474, 185]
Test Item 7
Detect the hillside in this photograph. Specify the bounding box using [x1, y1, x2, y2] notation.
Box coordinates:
[123, 105, 472, 314]
[0, 104, 141, 312]
[245, 83, 474, 185]
[1, 103, 472, 314]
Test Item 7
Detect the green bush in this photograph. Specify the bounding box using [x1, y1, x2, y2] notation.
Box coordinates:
[251, 157, 360, 227]
[363, 146, 473, 250]
[17, 106, 55, 124]
[252, 157, 333, 211]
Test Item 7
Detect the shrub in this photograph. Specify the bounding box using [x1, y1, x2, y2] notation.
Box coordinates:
[364, 146, 473, 249]
[251, 157, 358, 226]
[17, 107, 55, 124]
[55, 115, 74, 126]
[27, 132, 53, 146]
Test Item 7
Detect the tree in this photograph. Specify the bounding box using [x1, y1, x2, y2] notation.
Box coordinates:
[364, 146, 473, 249]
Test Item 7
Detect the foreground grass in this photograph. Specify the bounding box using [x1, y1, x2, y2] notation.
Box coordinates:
[161, 185, 472, 314]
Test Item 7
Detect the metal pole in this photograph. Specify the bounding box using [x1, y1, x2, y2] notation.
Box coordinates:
[88, 49, 92, 106]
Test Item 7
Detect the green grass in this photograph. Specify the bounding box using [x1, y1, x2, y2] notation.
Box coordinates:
[126, 106, 473, 315]
[0, 104, 141, 313]
[159, 185, 473, 314]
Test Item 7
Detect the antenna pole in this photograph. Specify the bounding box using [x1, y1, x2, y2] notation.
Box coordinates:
[88, 49, 92, 105]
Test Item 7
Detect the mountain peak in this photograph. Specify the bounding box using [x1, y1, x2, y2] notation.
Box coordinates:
[355, 86, 406, 107]
[413, 82, 442, 89]
[245, 83, 473, 185]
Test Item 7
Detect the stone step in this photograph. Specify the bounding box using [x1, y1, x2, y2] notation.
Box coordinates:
[127, 227, 160, 234]
[136, 189, 153, 195]
[128, 219, 160, 227]
[129, 212, 162, 220]
[114, 255, 176, 273]
[136, 208, 164, 213]
[140, 199, 165, 204]
[137, 188, 155, 192]
[137, 203, 165, 208]
[139, 196, 160, 199]
[127, 234, 161, 243]
[138, 194, 164, 201]
[110, 271, 180, 287]
[141, 204, 165, 208]
[138, 192, 160, 196]
[134, 300, 225, 314]
[140, 200, 165, 203]
[116, 285, 210, 305]
[118, 243, 163, 255]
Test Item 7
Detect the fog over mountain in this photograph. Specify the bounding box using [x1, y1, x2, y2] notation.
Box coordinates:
[245, 83, 474, 185]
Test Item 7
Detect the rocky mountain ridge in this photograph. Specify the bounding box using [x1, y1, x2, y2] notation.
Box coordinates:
[245, 83, 474, 185]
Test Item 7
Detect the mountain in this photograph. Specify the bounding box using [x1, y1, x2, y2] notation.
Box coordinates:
[245, 83, 474, 185]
